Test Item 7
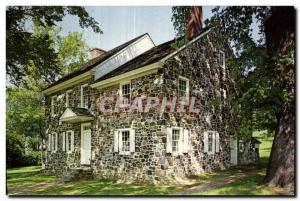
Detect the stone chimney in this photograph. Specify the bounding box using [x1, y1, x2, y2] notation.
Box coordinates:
[186, 6, 203, 39]
[88, 48, 106, 60]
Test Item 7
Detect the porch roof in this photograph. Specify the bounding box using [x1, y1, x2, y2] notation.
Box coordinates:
[59, 107, 93, 123]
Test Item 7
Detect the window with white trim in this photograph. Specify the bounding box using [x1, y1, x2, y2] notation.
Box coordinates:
[51, 96, 57, 117]
[172, 129, 180, 152]
[81, 84, 90, 109]
[66, 90, 72, 107]
[114, 128, 135, 155]
[166, 127, 189, 155]
[120, 82, 131, 104]
[178, 76, 189, 97]
[48, 132, 58, 153]
[218, 51, 225, 68]
[204, 131, 220, 154]
[66, 130, 74, 153]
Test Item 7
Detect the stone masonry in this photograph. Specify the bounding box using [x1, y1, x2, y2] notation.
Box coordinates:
[44, 31, 239, 184]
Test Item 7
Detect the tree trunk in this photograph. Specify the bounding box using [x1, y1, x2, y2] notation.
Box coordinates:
[265, 106, 295, 190]
[264, 6, 295, 190]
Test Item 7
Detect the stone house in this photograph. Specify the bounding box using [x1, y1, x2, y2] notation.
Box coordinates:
[42, 24, 259, 183]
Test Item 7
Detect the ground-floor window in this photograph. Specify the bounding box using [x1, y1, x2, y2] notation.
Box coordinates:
[204, 131, 220, 154]
[166, 127, 189, 155]
[114, 128, 135, 155]
[48, 132, 58, 153]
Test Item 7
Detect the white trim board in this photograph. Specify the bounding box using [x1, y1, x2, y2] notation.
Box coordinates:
[90, 62, 163, 89]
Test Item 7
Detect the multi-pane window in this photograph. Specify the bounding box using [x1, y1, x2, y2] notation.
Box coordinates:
[51, 96, 57, 116]
[81, 84, 90, 109]
[120, 82, 131, 103]
[172, 129, 180, 152]
[166, 127, 189, 154]
[114, 128, 135, 155]
[178, 76, 189, 97]
[204, 131, 220, 154]
[121, 130, 130, 152]
[66, 90, 72, 107]
[219, 51, 225, 68]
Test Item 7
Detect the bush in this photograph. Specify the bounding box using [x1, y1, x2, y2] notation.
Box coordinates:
[23, 151, 42, 166]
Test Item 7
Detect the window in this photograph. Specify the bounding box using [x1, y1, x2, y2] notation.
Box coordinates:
[172, 129, 180, 152]
[63, 131, 74, 153]
[114, 128, 135, 155]
[178, 76, 189, 97]
[121, 130, 130, 152]
[204, 131, 220, 154]
[66, 90, 72, 107]
[51, 96, 57, 117]
[81, 84, 90, 109]
[66, 131, 74, 153]
[208, 132, 213, 152]
[219, 51, 225, 68]
[48, 132, 58, 153]
[166, 127, 189, 154]
[120, 82, 131, 104]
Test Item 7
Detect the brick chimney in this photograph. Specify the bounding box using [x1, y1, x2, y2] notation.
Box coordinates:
[186, 6, 203, 39]
[88, 48, 106, 60]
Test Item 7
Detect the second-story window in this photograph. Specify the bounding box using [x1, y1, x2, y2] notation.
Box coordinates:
[51, 96, 57, 117]
[66, 90, 72, 107]
[178, 76, 189, 97]
[120, 81, 131, 104]
[81, 84, 90, 109]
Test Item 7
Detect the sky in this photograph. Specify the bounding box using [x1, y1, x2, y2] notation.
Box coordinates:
[59, 6, 215, 51]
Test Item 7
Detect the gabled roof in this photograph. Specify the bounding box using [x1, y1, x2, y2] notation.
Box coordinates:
[45, 33, 148, 90]
[95, 27, 211, 82]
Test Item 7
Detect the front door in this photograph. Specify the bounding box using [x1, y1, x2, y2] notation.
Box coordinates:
[230, 136, 238, 166]
[81, 123, 91, 165]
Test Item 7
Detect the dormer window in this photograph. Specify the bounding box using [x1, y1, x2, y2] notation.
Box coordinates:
[81, 84, 90, 109]
[178, 76, 189, 97]
[51, 96, 57, 117]
[218, 50, 225, 68]
[120, 81, 131, 104]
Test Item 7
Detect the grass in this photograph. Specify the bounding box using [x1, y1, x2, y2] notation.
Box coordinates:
[6, 166, 183, 195]
[8, 130, 289, 196]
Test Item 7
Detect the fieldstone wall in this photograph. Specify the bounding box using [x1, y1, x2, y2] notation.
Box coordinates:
[44, 31, 237, 183]
[44, 78, 96, 175]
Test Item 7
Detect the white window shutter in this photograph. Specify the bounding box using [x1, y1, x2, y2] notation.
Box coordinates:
[178, 128, 183, 154]
[55, 133, 58, 152]
[114, 130, 119, 152]
[215, 132, 220, 153]
[48, 134, 51, 151]
[166, 128, 172, 153]
[212, 132, 216, 154]
[183, 129, 189, 153]
[62, 132, 66, 151]
[204, 131, 208, 153]
[130, 129, 135, 153]
[71, 131, 74, 152]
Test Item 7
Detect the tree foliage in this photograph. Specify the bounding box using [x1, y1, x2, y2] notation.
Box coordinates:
[6, 6, 101, 86]
[172, 6, 295, 188]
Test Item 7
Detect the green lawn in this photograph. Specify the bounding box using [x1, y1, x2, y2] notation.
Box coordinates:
[8, 131, 290, 196]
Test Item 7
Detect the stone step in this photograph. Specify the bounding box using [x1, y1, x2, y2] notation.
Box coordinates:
[60, 166, 93, 182]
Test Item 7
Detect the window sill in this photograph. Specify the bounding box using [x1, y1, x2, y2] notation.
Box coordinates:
[119, 151, 131, 155]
